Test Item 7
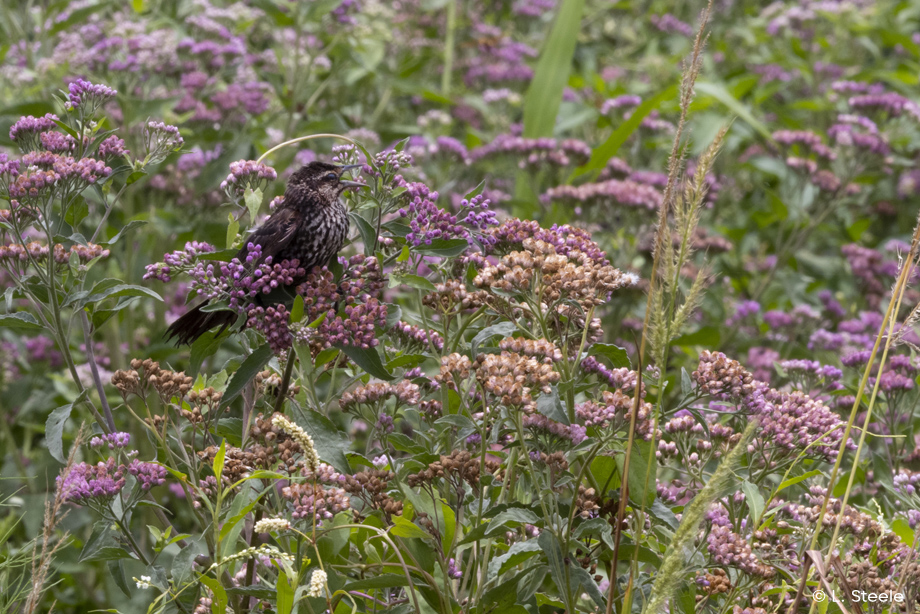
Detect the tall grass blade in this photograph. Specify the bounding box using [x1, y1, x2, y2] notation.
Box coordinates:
[522, 0, 586, 138]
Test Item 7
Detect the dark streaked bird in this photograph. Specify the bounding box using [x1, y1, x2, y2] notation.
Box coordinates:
[166, 161, 364, 345]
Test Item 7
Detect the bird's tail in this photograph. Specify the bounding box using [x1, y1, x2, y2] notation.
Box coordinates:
[165, 303, 237, 346]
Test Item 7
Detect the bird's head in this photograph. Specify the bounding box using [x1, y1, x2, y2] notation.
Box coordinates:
[286, 161, 365, 205]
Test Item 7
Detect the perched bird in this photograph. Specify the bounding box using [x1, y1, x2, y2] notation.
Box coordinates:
[166, 161, 364, 345]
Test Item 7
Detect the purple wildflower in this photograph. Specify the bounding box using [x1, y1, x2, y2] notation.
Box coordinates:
[9, 114, 60, 151]
[64, 79, 117, 113]
[57, 459, 126, 504]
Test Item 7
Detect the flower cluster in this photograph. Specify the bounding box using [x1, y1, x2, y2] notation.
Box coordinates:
[90, 432, 131, 449]
[340, 380, 421, 411]
[57, 459, 127, 504]
[64, 79, 117, 113]
[186, 243, 305, 311]
[693, 351, 756, 401]
[398, 182, 497, 248]
[143, 241, 217, 283]
[220, 159, 278, 198]
[543, 178, 663, 212]
[470, 134, 591, 168]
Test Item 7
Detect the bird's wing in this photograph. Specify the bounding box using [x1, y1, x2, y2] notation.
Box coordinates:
[235, 206, 299, 265]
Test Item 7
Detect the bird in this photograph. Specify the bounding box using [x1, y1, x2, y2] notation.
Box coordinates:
[166, 161, 365, 346]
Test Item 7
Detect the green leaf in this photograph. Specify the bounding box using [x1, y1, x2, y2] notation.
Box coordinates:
[343, 574, 411, 591]
[535, 385, 569, 425]
[695, 81, 773, 142]
[391, 516, 432, 540]
[290, 295, 304, 323]
[70, 283, 163, 308]
[414, 238, 470, 258]
[49, 2, 111, 36]
[226, 213, 240, 249]
[774, 470, 822, 494]
[0, 312, 42, 330]
[590, 455, 620, 496]
[276, 572, 294, 614]
[390, 273, 437, 292]
[109, 560, 132, 598]
[292, 409, 352, 474]
[892, 518, 914, 547]
[81, 522, 137, 563]
[220, 343, 274, 408]
[350, 211, 378, 254]
[337, 344, 394, 381]
[538, 531, 569, 603]
[570, 566, 606, 607]
[172, 537, 205, 585]
[618, 438, 656, 507]
[65, 197, 89, 228]
[574, 85, 677, 177]
[213, 440, 227, 482]
[587, 343, 631, 369]
[522, 0, 585, 137]
[672, 326, 721, 348]
[199, 574, 229, 614]
[244, 187, 263, 222]
[46, 402, 75, 463]
[471, 321, 517, 358]
[189, 329, 229, 378]
[487, 508, 539, 534]
[488, 539, 542, 579]
[742, 479, 765, 525]
[98, 220, 147, 246]
[573, 517, 614, 549]
[847, 218, 871, 242]
[249, 0, 296, 25]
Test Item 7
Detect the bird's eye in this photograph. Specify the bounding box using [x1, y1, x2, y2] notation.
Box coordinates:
[324, 172, 338, 182]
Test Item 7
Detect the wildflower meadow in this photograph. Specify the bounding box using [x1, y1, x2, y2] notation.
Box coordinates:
[2, 1, 920, 613]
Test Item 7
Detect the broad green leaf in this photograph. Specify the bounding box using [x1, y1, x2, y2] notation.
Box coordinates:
[587, 343, 631, 369]
[672, 326, 721, 348]
[535, 385, 569, 425]
[471, 321, 517, 358]
[213, 440, 226, 483]
[414, 238, 470, 258]
[220, 343, 274, 407]
[391, 516, 432, 540]
[244, 187, 263, 221]
[199, 575, 229, 614]
[742, 479, 765, 525]
[0, 312, 42, 330]
[226, 213, 240, 249]
[189, 328, 229, 378]
[522, 0, 585, 137]
[290, 295, 304, 323]
[389, 273, 437, 292]
[46, 402, 75, 463]
[618, 438, 656, 507]
[775, 470, 822, 494]
[276, 572, 294, 614]
[343, 574, 410, 591]
[292, 409, 352, 473]
[488, 539, 542, 579]
[71, 283, 163, 308]
[337, 344, 394, 381]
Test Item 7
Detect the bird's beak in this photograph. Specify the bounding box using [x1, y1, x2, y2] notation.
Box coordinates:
[340, 180, 368, 189]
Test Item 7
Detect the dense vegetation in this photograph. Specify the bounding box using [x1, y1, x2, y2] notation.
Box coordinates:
[2, 1, 920, 613]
